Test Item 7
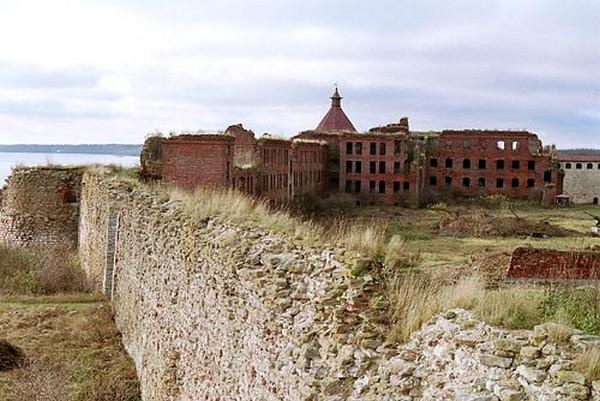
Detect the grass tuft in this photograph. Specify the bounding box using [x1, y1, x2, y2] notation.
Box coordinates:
[574, 346, 600, 382]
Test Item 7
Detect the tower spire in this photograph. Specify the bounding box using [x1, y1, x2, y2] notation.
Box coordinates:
[315, 85, 357, 132]
[331, 84, 342, 108]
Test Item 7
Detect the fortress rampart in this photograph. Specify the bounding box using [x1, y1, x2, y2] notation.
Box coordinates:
[79, 172, 393, 400]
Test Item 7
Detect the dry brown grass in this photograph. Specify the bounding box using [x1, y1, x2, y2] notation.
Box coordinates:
[168, 187, 396, 260]
[574, 346, 600, 382]
[385, 271, 548, 343]
[0, 246, 87, 296]
[0, 300, 140, 401]
[8, 359, 71, 401]
[473, 286, 544, 329]
[38, 247, 87, 294]
[388, 274, 489, 342]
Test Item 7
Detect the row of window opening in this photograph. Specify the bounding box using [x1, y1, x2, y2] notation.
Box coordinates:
[346, 159, 547, 178]
[430, 158, 536, 171]
[563, 162, 600, 170]
[428, 176, 535, 189]
[263, 171, 324, 192]
[344, 180, 410, 194]
[345, 141, 402, 156]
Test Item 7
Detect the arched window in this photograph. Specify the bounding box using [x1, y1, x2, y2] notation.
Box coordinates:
[587, 163, 594, 169]
[462, 177, 471, 187]
[565, 163, 572, 169]
[576, 163, 582, 169]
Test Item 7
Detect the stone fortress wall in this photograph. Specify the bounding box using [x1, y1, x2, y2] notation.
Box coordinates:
[557, 155, 600, 204]
[0, 167, 84, 249]
[77, 170, 600, 401]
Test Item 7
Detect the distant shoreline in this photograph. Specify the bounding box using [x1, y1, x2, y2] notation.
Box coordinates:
[0, 144, 142, 157]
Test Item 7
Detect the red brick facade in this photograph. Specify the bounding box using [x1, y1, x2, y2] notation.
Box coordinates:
[162, 135, 234, 189]
[336, 133, 421, 206]
[424, 131, 561, 205]
[155, 125, 562, 206]
[291, 141, 328, 199]
[257, 138, 292, 202]
[226, 124, 257, 168]
[294, 126, 562, 207]
[157, 128, 328, 203]
[507, 247, 600, 280]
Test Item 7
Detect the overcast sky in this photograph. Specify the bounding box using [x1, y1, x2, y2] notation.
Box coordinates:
[0, 0, 598, 147]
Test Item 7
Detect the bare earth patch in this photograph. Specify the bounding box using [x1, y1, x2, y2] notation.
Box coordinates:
[0, 296, 140, 401]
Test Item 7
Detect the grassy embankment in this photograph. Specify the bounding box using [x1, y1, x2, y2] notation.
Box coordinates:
[0, 245, 140, 401]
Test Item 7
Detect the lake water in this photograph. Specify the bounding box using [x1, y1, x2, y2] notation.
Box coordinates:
[0, 152, 139, 185]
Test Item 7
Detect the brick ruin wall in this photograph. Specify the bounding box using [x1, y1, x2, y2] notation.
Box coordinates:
[339, 134, 422, 206]
[76, 171, 600, 401]
[161, 136, 234, 190]
[143, 128, 562, 207]
[424, 132, 560, 205]
[0, 167, 83, 250]
[508, 247, 600, 280]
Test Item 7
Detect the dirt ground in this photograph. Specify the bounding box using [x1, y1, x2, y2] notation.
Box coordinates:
[0, 295, 140, 401]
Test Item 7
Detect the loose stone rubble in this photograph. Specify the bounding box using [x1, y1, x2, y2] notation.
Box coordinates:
[363, 309, 600, 401]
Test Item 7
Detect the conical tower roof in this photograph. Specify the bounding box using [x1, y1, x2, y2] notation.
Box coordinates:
[316, 86, 357, 132]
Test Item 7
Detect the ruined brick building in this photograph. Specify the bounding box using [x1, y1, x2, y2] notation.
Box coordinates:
[141, 87, 563, 206]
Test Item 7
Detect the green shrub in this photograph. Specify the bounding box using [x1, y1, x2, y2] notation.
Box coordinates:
[541, 286, 600, 335]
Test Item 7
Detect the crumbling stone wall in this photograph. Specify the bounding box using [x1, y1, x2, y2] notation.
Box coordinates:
[371, 309, 600, 400]
[75, 172, 600, 400]
[508, 247, 600, 280]
[79, 172, 391, 400]
[140, 135, 164, 180]
[0, 167, 83, 249]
